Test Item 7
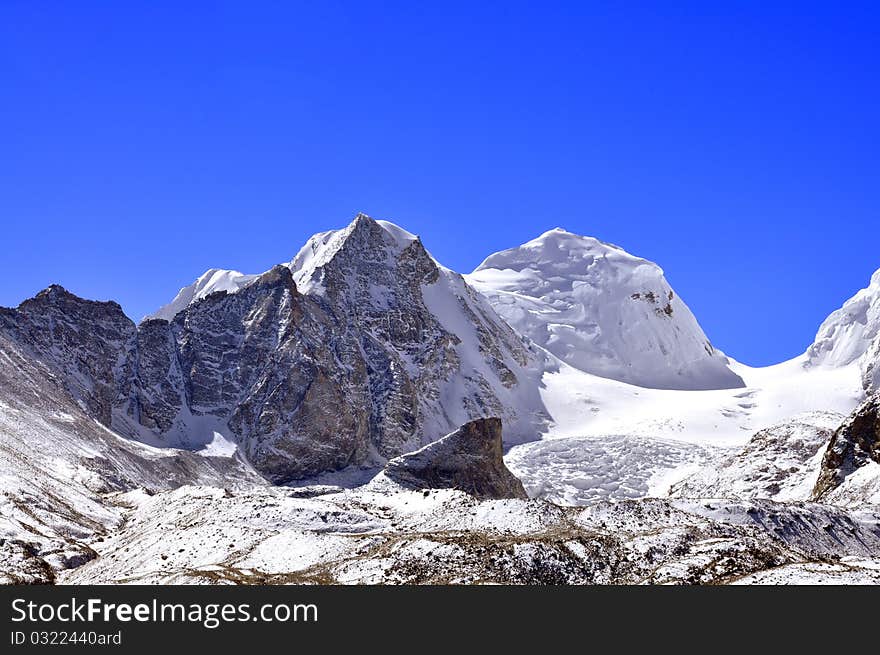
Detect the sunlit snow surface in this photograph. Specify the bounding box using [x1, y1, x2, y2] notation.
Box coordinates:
[467, 228, 744, 390]
[145, 269, 257, 321]
[505, 355, 864, 505]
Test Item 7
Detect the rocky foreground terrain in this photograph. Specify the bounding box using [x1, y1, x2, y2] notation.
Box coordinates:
[2, 213, 879, 584]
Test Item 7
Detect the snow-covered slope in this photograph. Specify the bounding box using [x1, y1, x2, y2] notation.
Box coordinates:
[59, 485, 880, 585]
[530, 355, 860, 447]
[503, 355, 864, 506]
[467, 228, 744, 390]
[807, 268, 880, 393]
[669, 411, 843, 503]
[145, 268, 257, 321]
[0, 326, 262, 582]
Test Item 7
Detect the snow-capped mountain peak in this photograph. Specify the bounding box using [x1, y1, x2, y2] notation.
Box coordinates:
[287, 213, 422, 296]
[469, 228, 660, 316]
[145, 214, 421, 318]
[467, 229, 744, 391]
[806, 266, 880, 391]
[117, 212, 551, 479]
[145, 267, 257, 322]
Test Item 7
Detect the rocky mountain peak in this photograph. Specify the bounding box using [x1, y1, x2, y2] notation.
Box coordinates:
[1, 215, 550, 484]
[288, 213, 430, 297]
[21, 284, 125, 315]
[2, 286, 137, 428]
[249, 264, 298, 294]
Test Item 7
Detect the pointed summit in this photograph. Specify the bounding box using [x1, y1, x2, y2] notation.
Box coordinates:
[288, 213, 424, 296]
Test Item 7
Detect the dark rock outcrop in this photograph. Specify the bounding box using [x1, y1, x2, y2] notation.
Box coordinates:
[383, 417, 529, 499]
[0, 285, 137, 428]
[812, 394, 880, 500]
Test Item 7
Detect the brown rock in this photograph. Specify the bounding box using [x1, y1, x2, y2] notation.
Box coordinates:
[383, 417, 529, 500]
[812, 394, 880, 499]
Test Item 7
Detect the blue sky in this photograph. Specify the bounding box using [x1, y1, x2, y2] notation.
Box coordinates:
[1, 2, 877, 366]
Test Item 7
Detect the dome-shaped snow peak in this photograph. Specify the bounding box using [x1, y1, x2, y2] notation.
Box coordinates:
[467, 228, 744, 391]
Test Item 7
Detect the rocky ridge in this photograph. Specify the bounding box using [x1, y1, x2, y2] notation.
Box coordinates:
[0, 214, 550, 484]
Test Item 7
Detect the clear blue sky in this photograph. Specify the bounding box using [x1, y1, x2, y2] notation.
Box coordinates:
[1, 2, 877, 366]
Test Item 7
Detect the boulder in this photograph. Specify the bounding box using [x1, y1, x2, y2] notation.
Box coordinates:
[383, 418, 529, 500]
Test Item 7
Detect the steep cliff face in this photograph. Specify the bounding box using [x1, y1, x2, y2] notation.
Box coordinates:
[0, 320, 262, 582]
[115, 264, 375, 481]
[0, 215, 550, 483]
[288, 214, 550, 451]
[178, 265, 373, 480]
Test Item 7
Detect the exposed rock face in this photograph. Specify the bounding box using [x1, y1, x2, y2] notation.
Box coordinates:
[0, 325, 263, 583]
[812, 394, 880, 501]
[130, 318, 186, 434]
[159, 265, 373, 480]
[383, 418, 528, 500]
[0, 285, 137, 428]
[0, 214, 550, 483]
[288, 214, 550, 451]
